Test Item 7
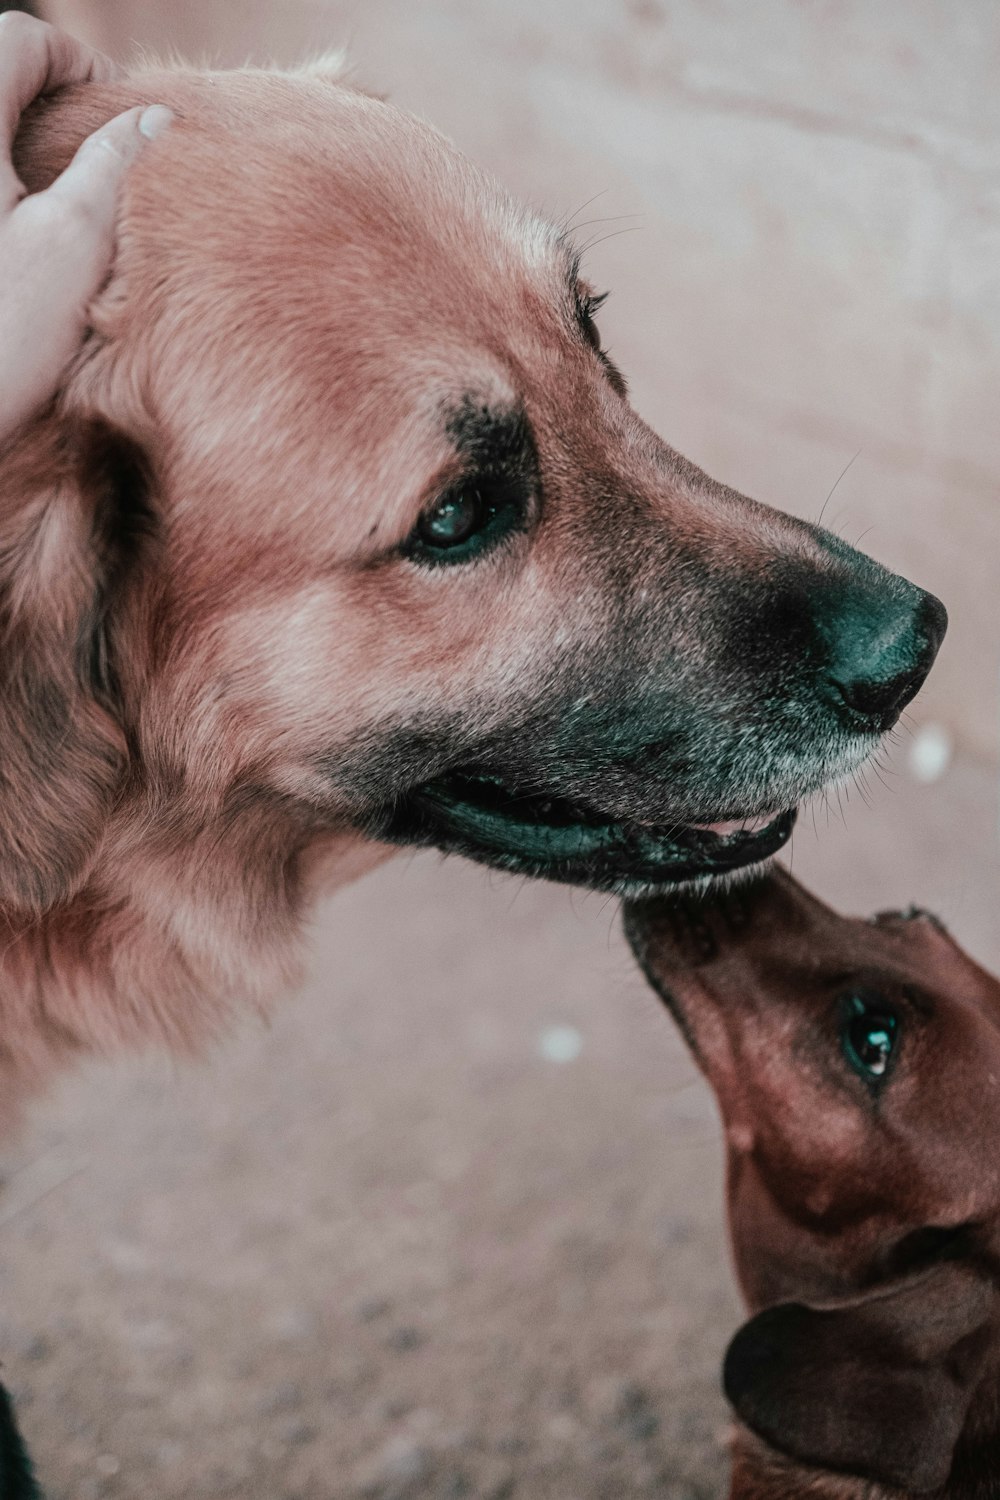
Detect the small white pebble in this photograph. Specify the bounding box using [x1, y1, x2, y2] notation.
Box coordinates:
[538, 1024, 583, 1063]
[96, 1454, 120, 1478]
[907, 722, 952, 784]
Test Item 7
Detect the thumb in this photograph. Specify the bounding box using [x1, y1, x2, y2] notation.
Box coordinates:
[41, 102, 173, 223]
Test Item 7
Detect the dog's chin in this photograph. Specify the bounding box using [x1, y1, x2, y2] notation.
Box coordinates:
[379, 769, 796, 894]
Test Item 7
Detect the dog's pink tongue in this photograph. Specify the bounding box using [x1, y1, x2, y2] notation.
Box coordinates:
[690, 813, 776, 839]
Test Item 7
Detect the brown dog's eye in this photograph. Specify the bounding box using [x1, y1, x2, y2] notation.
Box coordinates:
[840, 993, 899, 1083]
[406, 477, 526, 566]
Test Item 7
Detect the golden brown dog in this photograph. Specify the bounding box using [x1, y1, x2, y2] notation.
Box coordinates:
[626, 874, 1000, 1499]
[0, 33, 946, 1125]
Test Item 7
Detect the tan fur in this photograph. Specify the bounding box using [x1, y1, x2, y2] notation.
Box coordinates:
[0, 60, 939, 1128]
[0, 65, 472, 1109]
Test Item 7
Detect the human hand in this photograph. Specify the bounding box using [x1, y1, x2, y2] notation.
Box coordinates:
[0, 10, 171, 447]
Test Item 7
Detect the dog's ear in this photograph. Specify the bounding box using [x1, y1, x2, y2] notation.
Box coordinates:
[0, 420, 151, 912]
[724, 1262, 994, 1494]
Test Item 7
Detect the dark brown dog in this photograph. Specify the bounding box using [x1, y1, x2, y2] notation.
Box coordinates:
[625, 873, 1000, 1499]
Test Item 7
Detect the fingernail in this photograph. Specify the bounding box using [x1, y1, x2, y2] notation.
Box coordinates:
[138, 104, 173, 141]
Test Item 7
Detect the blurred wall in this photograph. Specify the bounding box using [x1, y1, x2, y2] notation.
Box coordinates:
[44, 0, 1000, 763]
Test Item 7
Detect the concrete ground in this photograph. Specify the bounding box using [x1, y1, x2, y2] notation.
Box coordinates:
[2, 747, 998, 1500]
[4, 3, 1000, 1496]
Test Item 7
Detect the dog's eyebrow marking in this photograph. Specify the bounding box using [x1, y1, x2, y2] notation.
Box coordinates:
[444, 398, 536, 474]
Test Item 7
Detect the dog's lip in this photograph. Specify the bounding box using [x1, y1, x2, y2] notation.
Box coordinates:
[389, 768, 796, 891]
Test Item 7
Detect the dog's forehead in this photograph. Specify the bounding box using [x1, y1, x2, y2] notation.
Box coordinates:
[107, 69, 583, 428]
[305, 83, 565, 274]
[139, 68, 570, 300]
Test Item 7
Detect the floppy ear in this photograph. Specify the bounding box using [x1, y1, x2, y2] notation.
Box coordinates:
[724, 1262, 994, 1494]
[0, 420, 149, 911]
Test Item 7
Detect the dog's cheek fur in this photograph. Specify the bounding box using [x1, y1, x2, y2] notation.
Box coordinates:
[0, 420, 139, 912]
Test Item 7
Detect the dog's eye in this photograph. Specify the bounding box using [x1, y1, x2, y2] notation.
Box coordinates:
[574, 290, 628, 397]
[579, 305, 604, 352]
[576, 290, 607, 351]
[420, 492, 486, 546]
[406, 477, 526, 565]
[840, 993, 899, 1082]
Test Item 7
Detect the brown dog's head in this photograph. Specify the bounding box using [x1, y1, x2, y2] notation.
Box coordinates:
[625, 876, 1000, 1494]
[1, 60, 946, 913]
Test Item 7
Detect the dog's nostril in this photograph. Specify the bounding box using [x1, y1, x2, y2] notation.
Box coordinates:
[825, 590, 947, 734]
[830, 665, 925, 723]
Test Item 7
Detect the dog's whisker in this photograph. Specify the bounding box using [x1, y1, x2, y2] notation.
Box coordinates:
[871, 766, 894, 794]
[568, 213, 643, 235]
[560, 188, 612, 232]
[835, 783, 848, 828]
[576, 225, 643, 255]
[851, 769, 874, 810]
[815, 448, 863, 528]
[597, 890, 619, 925]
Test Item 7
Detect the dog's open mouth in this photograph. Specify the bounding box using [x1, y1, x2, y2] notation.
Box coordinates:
[383, 769, 796, 892]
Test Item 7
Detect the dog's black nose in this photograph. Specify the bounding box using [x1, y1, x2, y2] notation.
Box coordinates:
[824, 590, 947, 733]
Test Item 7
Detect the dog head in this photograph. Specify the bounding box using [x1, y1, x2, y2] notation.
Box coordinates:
[625, 875, 1000, 1493]
[2, 63, 945, 912]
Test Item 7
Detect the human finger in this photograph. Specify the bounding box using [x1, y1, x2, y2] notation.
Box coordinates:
[0, 11, 122, 205]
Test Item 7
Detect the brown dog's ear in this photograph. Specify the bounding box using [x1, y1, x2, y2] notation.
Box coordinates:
[724, 1262, 994, 1494]
[0, 421, 149, 911]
